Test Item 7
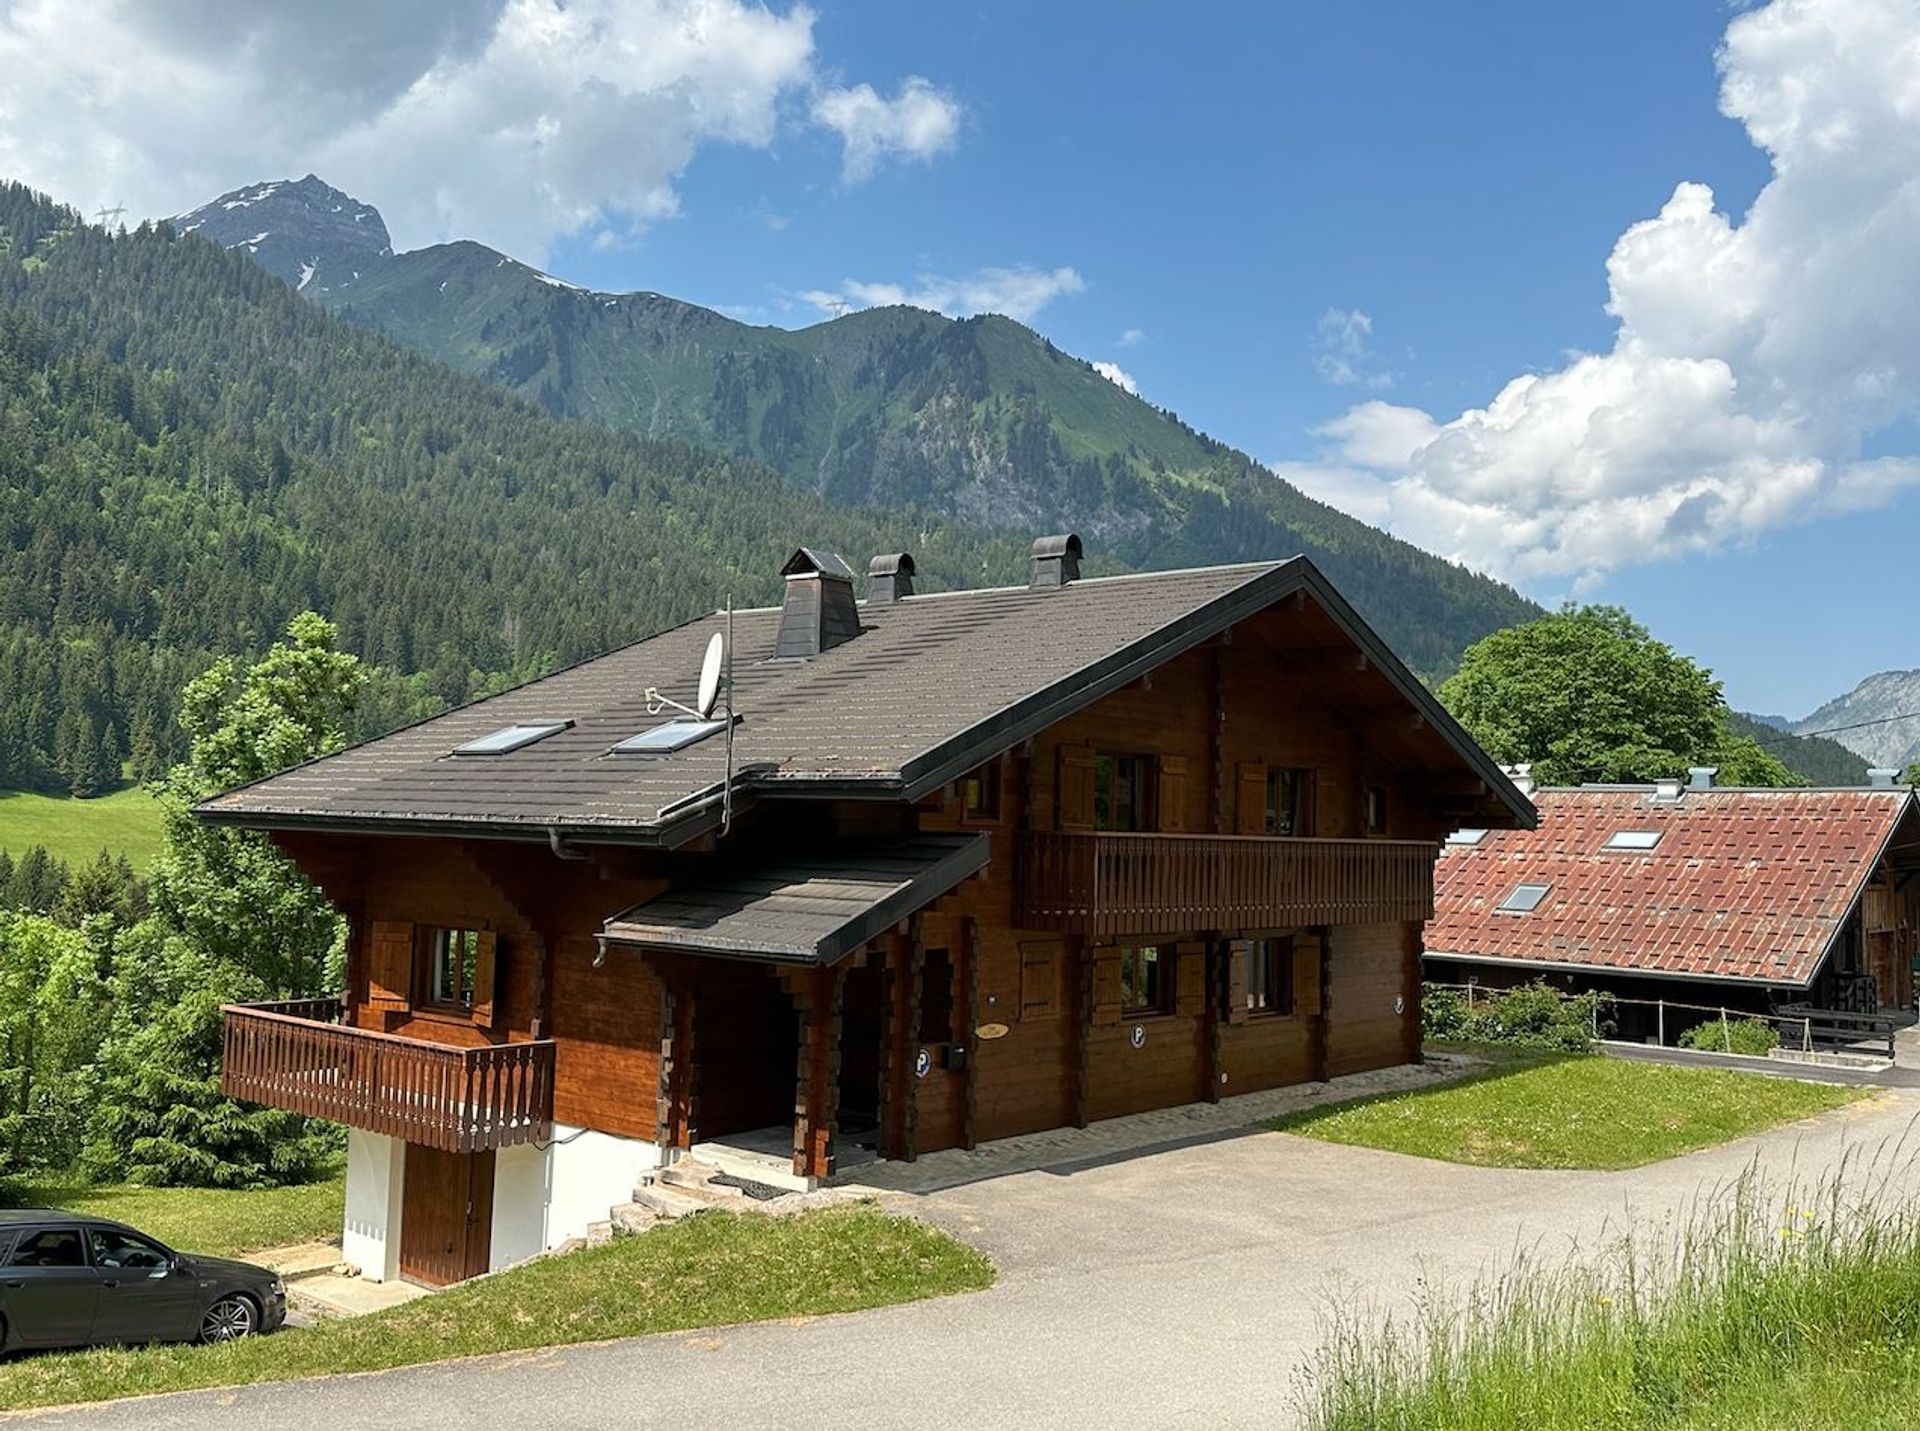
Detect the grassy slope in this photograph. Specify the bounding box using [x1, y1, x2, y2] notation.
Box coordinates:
[0, 1206, 992, 1412]
[0, 786, 165, 869]
[1268, 1050, 1865, 1170]
[3, 1178, 344, 1261]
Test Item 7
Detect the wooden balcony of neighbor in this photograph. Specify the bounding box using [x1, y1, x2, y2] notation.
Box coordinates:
[221, 998, 555, 1154]
[1017, 832, 1438, 938]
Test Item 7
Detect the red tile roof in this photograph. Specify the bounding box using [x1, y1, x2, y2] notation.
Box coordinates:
[1427, 788, 1916, 987]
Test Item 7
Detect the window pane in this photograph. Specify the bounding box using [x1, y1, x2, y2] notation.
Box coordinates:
[89, 1229, 169, 1269]
[428, 928, 479, 1007]
[1123, 946, 1164, 1013]
[9, 1229, 83, 1267]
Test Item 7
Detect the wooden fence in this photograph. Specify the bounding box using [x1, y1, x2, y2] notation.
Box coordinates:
[221, 1000, 555, 1153]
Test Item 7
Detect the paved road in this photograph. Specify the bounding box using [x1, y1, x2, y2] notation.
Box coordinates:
[13, 1090, 1920, 1430]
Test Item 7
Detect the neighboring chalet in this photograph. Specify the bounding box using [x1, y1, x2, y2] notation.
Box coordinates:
[1427, 768, 1920, 1037]
[204, 538, 1531, 1285]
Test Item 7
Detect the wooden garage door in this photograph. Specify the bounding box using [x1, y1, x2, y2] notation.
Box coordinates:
[399, 1145, 495, 1286]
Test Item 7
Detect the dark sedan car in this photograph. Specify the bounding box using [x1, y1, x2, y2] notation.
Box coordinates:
[0, 1209, 286, 1353]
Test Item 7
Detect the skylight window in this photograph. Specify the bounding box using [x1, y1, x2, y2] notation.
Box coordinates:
[1604, 829, 1663, 851]
[609, 718, 728, 756]
[452, 722, 570, 756]
[1447, 829, 1489, 847]
[1497, 882, 1550, 914]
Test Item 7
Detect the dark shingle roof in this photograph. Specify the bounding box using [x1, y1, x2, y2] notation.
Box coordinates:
[601, 833, 989, 964]
[198, 556, 1531, 843]
[1427, 787, 1919, 987]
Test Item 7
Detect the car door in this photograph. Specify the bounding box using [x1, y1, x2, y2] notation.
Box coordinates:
[1, 1226, 99, 1348]
[86, 1226, 201, 1345]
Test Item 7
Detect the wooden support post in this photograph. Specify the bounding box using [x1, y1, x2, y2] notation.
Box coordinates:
[958, 915, 980, 1150]
[1311, 930, 1331, 1083]
[1203, 936, 1224, 1104]
[645, 953, 698, 1155]
[1070, 934, 1092, 1129]
[789, 965, 846, 1181]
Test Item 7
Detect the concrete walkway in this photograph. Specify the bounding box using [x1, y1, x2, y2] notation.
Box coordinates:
[15, 1075, 1920, 1430]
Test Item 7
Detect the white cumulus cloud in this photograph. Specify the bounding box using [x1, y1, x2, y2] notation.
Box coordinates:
[1092, 360, 1139, 395]
[811, 76, 962, 183]
[801, 265, 1086, 324]
[0, 0, 961, 263]
[1312, 307, 1392, 389]
[1275, 0, 1920, 587]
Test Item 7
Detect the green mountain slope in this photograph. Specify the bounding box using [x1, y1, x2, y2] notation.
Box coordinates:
[180, 177, 1539, 677]
[1722, 710, 1869, 786]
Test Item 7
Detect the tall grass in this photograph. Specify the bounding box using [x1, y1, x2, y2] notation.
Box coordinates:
[1303, 1143, 1920, 1430]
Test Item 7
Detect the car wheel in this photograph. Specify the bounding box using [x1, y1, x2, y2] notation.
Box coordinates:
[200, 1293, 259, 1343]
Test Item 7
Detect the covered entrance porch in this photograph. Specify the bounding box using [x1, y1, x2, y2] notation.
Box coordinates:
[600, 834, 988, 1188]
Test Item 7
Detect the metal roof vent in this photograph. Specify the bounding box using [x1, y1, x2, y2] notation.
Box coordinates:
[1868, 767, 1902, 789]
[867, 552, 915, 604]
[1687, 766, 1718, 791]
[776, 547, 861, 658]
[1652, 776, 1684, 802]
[1030, 533, 1083, 588]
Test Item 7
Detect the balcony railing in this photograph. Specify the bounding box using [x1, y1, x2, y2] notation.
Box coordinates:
[1018, 832, 1437, 937]
[221, 999, 554, 1154]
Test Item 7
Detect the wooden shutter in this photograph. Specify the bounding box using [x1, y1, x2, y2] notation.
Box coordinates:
[1226, 939, 1250, 1026]
[1294, 935, 1323, 1017]
[1235, 762, 1267, 835]
[367, 921, 415, 1012]
[470, 930, 499, 1029]
[1057, 747, 1096, 831]
[1158, 755, 1189, 832]
[1175, 940, 1207, 1017]
[1019, 940, 1060, 1022]
[1092, 945, 1122, 1026]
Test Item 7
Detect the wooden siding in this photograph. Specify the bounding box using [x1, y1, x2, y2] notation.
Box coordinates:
[221, 999, 554, 1153]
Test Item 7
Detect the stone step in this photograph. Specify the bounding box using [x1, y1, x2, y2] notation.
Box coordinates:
[584, 1220, 614, 1248]
[609, 1202, 659, 1235]
[632, 1182, 733, 1221]
[657, 1159, 723, 1192]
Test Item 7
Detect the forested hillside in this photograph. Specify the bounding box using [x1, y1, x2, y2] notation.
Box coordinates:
[0, 182, 1031, 794]
[180, 176, 1540, 675]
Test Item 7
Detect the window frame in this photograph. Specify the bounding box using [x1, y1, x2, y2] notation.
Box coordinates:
[959, 758, 1002, 823]
[1603, 829, 1662, 851]
[1363, 784, 1389, 835]
[86, 1225, 173, 1271]
[417, 925, 483, 1014]
[1243, 935, 1296, 1017]
[1094, 750, 1159, 832]
[1264, 767, 1316, 837]
[1119, 943, 1173, 1017]
[1497, 882, 1551, 915]
[6, 1225, 86, 1268]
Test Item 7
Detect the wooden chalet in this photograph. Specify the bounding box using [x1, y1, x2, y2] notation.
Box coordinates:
[1428, 769, 1920, 1038]
[204, 538, 1531, 1285]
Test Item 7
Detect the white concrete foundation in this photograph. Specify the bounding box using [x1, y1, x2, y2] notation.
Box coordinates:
[342, 1128, 405, 1283]
[544, 1125, 661, 1247]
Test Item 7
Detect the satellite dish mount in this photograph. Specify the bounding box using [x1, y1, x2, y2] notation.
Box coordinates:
[641, 599, 738, 834]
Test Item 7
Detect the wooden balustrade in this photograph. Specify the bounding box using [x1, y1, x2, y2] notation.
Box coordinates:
[1017, 832, 1437, 937]
[221, 1001, 554, 1153]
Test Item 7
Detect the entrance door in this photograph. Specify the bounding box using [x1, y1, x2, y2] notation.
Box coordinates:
[399, 1145, 495, 1286]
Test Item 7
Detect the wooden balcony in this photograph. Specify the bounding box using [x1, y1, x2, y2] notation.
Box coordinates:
[1017, 832, 1437, 937]
[221, 999, 555, 1154]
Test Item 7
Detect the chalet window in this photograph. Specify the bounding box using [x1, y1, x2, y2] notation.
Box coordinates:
[960, 760, 1002, 821]
[921, 947, 956, 1043]
[1244, 936, 1295, 1016]
[1094, 752, 1157, 831]
[422, 927, 483, 1011]
[1364, 785, 1389, 835]
[1120, 944, 1170, 1015]
[1265, 768, 1315, 836]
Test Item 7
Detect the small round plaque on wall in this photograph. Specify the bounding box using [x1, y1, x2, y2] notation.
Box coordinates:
[914, 1047, 932, 1079]
[1130, 1024, 1146, 1050]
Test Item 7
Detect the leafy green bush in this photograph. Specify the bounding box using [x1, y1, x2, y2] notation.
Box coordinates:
[1679, 1017, 1780, 1056]
[1423, 981, 1608, 1052]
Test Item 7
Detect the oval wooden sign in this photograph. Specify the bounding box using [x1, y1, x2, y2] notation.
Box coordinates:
[975, 1022, 1010, 1041]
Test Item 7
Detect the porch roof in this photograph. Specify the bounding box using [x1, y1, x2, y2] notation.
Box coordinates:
[600, 833, 989, 965]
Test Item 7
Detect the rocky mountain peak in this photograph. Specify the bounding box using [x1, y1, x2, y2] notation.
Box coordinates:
[1792, 668, 1920, 770]
[172, 175, 391, 294]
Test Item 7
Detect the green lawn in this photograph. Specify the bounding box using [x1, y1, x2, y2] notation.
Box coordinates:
[0, 1206, 993, 1411]
[0, 786, 165, 870]
[2, 1176, 344, 1260]
[1305, 1171, 1920, 1430]
[1268, 1048, 1867, 1169]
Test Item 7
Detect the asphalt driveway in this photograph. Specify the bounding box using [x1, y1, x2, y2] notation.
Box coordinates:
[13, 1088, 1920, 1430]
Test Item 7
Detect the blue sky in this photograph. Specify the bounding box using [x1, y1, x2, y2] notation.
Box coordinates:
[5, 0, 1914, 719]
[540, 2, 1920, 720]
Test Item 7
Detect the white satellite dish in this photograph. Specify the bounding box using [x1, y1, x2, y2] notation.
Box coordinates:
[695, 631, 725, 719]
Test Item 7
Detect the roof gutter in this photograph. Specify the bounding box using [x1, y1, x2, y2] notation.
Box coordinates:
[1422, 948, 1814, 990]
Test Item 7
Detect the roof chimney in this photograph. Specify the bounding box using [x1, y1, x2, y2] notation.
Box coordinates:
[1868, 766, 1902, 789]
[1501, 762, 1535, 797]
[775, 548, 861, 659]
[1687, 766, 1718, 791]
[1652, 776, 1683, 802]
[1030, 533, 1083, 588]
[867, 552, 915, 604]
